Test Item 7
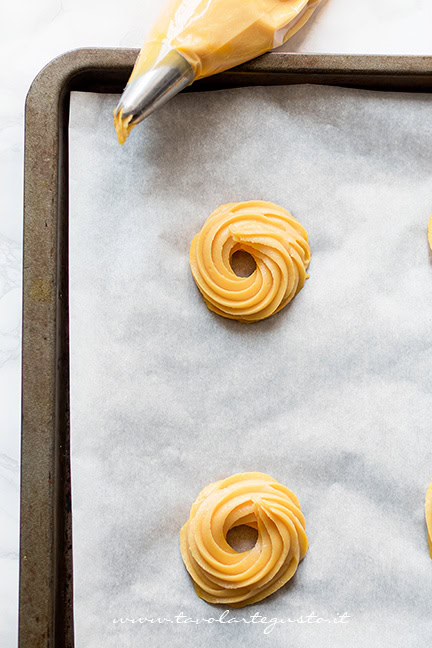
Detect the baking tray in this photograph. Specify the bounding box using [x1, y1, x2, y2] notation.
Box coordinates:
[20, 47, 432, 648]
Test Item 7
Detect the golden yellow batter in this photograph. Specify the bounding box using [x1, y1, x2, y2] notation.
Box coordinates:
[115, 0, 321, 143]
[179, 472, 308, 607]
[428, 213, 432, 252]
[114, 112, 134, 146]
[189, 201, 311, 322]
[130, 0, 321, 83]
[426, 480, 432, 559]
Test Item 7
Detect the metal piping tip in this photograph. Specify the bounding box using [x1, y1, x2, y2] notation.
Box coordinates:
[114, 49, 195, 144]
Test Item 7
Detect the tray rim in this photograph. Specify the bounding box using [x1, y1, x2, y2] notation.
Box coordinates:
[20, 47, 432, 648]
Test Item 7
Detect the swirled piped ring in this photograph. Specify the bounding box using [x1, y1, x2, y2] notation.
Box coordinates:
[426, 479, 432, 559]
[189, 201, 311, 322]
[179, 472, 308, 607]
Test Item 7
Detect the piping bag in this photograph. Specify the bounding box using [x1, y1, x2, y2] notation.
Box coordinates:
[114, 0, 322, 144]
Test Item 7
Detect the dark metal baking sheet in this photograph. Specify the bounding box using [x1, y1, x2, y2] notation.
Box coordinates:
[20, 47, 432, 648]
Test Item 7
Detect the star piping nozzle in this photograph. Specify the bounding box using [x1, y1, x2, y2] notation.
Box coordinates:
[114, 49, 195, 145]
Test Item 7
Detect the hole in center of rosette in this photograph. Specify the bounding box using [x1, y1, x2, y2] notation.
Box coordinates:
[230, 250, 256, 277]
[226, 525, 258, 552]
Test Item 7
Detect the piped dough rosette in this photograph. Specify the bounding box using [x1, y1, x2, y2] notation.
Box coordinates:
[426, 479, 432, 559]
[189, 201, 310, 322]
[179, 472, 308, 607]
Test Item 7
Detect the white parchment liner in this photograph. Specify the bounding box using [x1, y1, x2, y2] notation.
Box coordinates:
[69, 83, 432, 648]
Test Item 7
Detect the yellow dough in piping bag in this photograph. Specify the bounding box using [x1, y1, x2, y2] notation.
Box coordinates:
[426, 479, 432, 559]
[189, 200, 311, 322]
[114, 0, 322, 143]
[179, 472, 308, 607]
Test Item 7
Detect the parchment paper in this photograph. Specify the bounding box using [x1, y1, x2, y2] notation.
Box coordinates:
[69, 83, 432, 648]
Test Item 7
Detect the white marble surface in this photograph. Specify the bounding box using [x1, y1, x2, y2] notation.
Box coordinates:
[2, 0, 432, 645]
